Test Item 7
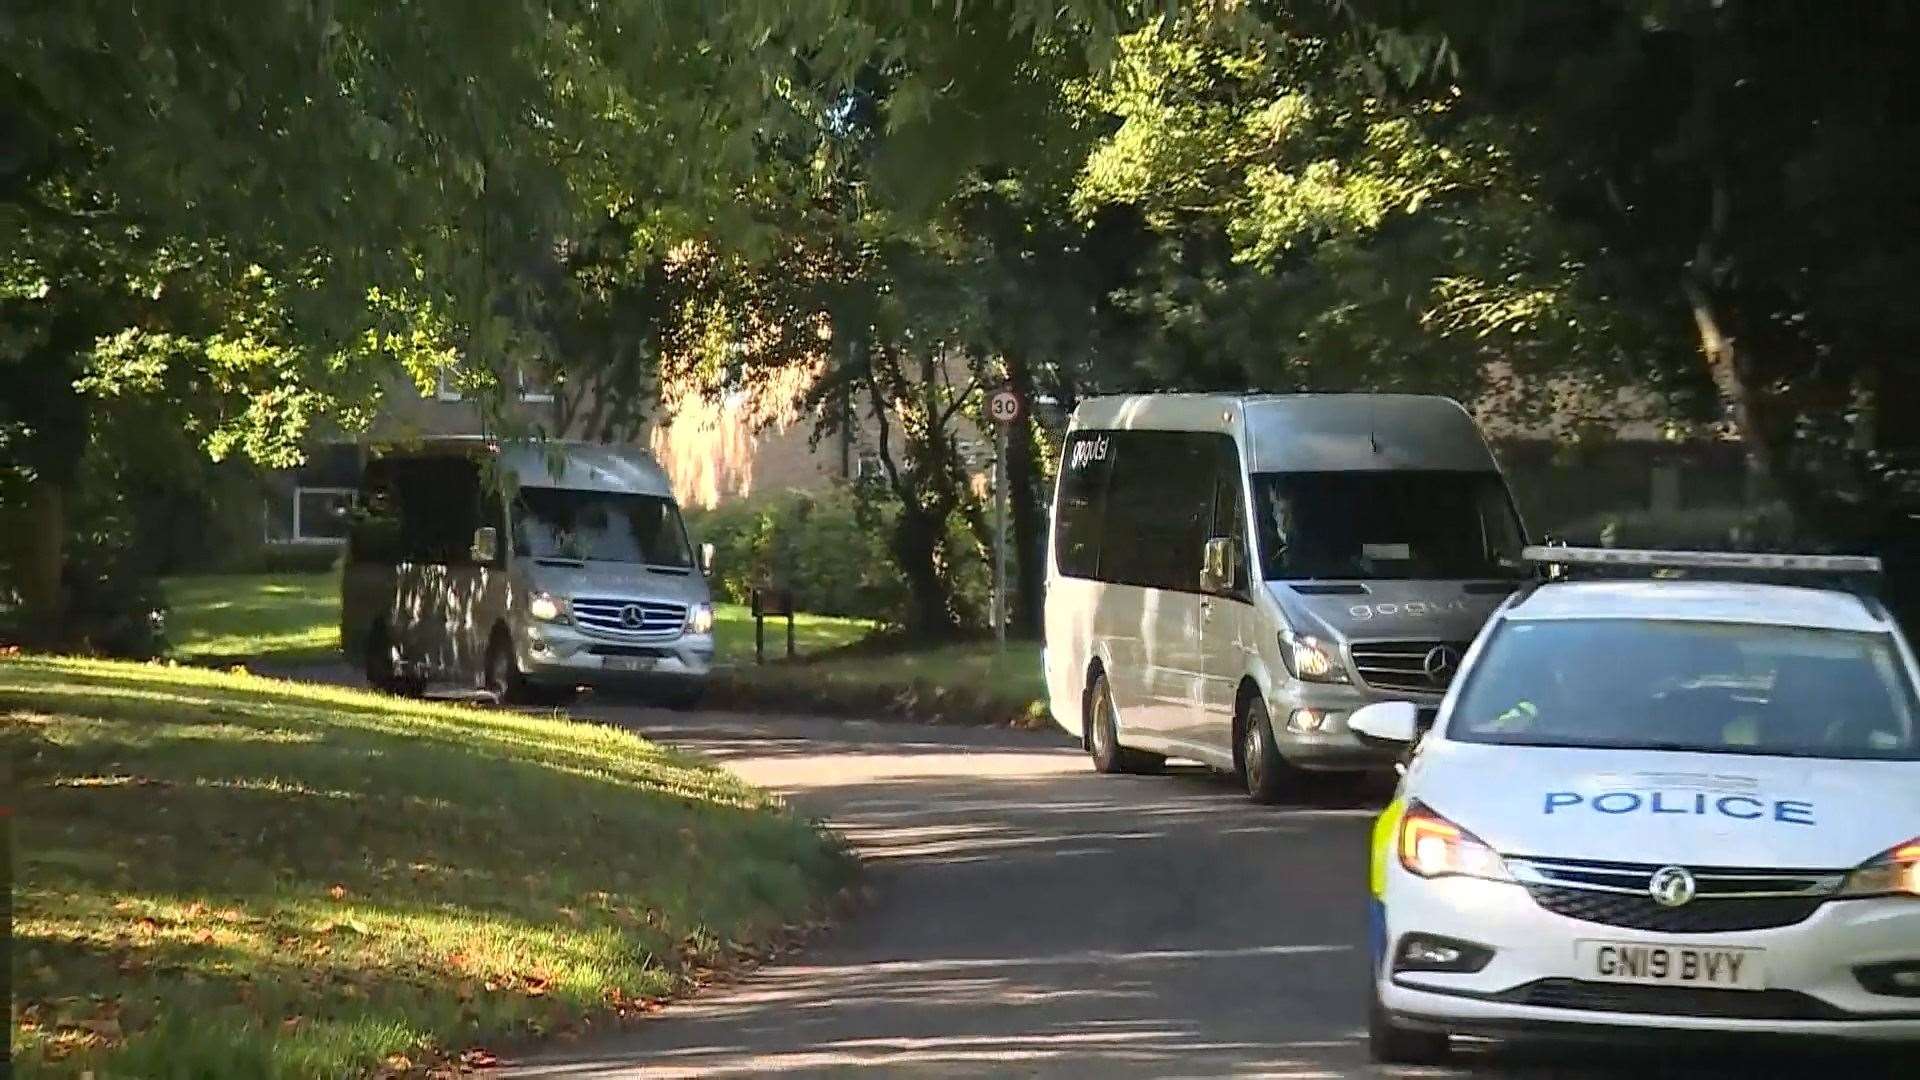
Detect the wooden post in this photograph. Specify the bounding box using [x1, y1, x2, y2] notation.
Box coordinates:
[752, 587, 766, 665]
[751, 587, 795, 664]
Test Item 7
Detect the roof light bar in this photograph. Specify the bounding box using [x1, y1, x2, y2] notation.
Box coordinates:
[1520, 546, 1882, 575]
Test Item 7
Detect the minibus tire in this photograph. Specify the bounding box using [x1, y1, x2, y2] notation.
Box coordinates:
[1368, 984, 1450, 1065]
[1087, 672, 1162, 775]
[485, 632, 534, 706]
[1240, 698, 1291, 804]
[365, 623, 423, 698]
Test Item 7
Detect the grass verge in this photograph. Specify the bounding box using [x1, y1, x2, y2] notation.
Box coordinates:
[162, 573, 872, 668]
[710, 640, 1050, 728]
[3, 655, 855, 1078]
[164, 574, 341, 665]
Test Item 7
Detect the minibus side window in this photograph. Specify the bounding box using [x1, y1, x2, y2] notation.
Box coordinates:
[1102, 431, 1215, 591]
[1054, 431, 1113, 580]
[392, 456, 485, 565]
[349, 460, 403, 566]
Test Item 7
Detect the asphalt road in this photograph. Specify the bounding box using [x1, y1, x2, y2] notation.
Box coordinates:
[494, 700, 1901, 1080]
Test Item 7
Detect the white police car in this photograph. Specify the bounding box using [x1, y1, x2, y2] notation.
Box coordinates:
[1354, 548, 1920, 1063]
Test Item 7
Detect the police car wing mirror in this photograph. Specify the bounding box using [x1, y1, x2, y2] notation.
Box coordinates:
[1350, 700, 1420, 745]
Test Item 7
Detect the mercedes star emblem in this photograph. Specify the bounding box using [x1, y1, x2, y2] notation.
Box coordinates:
[1421, 645, 1461, 685]
[1648, 865, 1698, 908]
[620, 604, 645, 630]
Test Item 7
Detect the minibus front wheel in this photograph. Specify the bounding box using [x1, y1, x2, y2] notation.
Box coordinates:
[485, 629, 535, 706]
[1239, 697, 1297, 804]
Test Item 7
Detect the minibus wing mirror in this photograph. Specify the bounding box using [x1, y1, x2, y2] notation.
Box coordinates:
[699, 542, 716, 578]
[470, 526, 500, 565]
[1201, 537, 1242, 594]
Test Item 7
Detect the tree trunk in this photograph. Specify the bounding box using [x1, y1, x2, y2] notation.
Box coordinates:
[891, 503, 956, 640]
[1003, 349, 1045, 638]
[863, 350, 961, 641]
[1681, 172, 1797, 511]
[1681, 275, 1776, 490]
[20, 480, 68, 644]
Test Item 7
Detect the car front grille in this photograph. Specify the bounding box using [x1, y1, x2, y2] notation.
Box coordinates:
[570, 598, 687, 640]
[1511, 857, 1844, 933]
[1495, 979, 1847, 1021]
[1349, 640, 1469, 694]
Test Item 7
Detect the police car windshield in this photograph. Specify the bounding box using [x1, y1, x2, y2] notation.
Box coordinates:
[513, 487, 692, 568]
[1449, 619, 1920, 761]
[1252, 471, 1525, 581]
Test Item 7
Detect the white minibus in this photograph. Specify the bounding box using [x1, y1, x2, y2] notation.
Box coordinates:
[341, 439, 715, 705]
[1043, 394, 1528, 802]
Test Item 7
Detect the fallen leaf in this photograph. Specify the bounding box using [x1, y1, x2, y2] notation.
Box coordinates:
[327, 884, 348, 901]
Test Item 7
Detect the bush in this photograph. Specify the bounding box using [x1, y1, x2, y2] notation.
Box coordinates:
[217, 543, 345, 575]
[686, 488, 909, 625]
[62, 541, 169, 659]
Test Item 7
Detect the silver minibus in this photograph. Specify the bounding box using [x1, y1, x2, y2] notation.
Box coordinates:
[1043, 394, 1528, 802]
[341, 439, 715, 705]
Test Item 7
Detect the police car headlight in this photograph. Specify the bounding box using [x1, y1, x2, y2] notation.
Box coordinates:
[1398, 801, 1513, 883]
[1837, 837, 1920, 899]
[686, 602, 715, 636]
[528, 593, 568, 623]
[1280, 631, 1348, 684]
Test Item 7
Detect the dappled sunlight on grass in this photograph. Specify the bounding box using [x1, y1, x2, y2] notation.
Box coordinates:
[3, 655, 854, 1078]
[165, 574, 342, 663]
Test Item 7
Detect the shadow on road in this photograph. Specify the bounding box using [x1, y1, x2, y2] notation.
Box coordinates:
[258, 674, 1900, 1079]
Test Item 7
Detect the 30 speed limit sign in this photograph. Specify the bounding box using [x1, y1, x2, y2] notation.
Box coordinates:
[988, 388, 1022, 425]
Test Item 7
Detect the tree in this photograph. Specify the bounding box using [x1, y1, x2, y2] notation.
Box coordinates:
[1067, 16, 1667, 422]
[1, 1, 1170, 642]
[1322, 0, 1920, 536]
[951, 178, 1155, 635]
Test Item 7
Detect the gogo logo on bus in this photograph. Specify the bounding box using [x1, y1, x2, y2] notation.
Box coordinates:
[1066, 434, 1111, 470]
[1543, 790, 1818, 825]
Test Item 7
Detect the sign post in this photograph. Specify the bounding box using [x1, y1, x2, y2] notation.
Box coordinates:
[987, 388, 1022, 651]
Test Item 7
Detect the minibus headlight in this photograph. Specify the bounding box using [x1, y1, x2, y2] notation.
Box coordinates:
[528, 593, 568, 623]
[1398, 802, 1512, 883]
[1279, 630, 1347, 684]
[687, 602, 715, 636]
[1837, 837, 1920, 899]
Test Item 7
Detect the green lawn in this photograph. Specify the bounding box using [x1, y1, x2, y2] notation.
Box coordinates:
[162, 573, 872, 668]
[718, 640, 1050, 726]
[165, 574, 341, 664]
[2, 656, 853, 1077]
[710, 606, 872, 664]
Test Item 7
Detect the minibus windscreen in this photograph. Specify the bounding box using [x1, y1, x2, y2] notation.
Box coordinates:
[514, 487, 694, 569]
[1252, 471, 1524, 581]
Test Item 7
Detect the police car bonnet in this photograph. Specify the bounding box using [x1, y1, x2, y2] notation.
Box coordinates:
[1410, 742, 1919, 870]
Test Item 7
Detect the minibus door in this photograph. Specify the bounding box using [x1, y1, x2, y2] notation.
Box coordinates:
[1197, 444, 1254, 760]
